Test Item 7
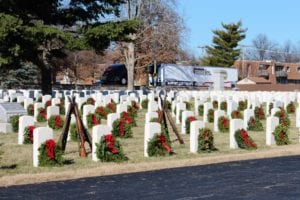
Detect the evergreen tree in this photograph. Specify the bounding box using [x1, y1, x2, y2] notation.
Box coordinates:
[0, 0, 127, 94]
[202, 21, 246, 67]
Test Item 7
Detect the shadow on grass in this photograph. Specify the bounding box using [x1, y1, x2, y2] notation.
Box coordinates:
[63, 159, 75, 165]
[0, 164, 17, 170]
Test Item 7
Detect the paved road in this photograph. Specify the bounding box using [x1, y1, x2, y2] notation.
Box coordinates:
[1, 156, 300, 200]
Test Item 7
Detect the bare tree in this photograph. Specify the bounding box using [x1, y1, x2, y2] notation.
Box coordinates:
[250, 34, 278, 61]
[118, 0, 186, 88]
[280, 40, 300, 63]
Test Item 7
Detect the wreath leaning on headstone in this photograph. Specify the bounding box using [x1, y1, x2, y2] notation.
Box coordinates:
[286, 102, 295, 114]
[10, 115, 19, 132]
[185, 116, 197, 134]
[247, 117, 264, 131]
[231, 110, 243, 119]
[38, 139, 63, 167]
[86, 113, 101, 129]
[198, 105, 204, 116]
[23, 125, 35, 144]
[218, 116, 230, 133]
[198, 128, 217, 152]
[141, 99, 149, 109]
[254, 106, 265, 120]
[234, 129, 257, 150]
[48, 115, 64, 130]
[147, 132, 173, 157]
[272, 124, 290, 145]
[275, 109, 290, 127]
[96, 134, 128, 162]
[27, 104, 34, 116]
[207, 108, 214, 123]
[112, 119, 133, 138]
[37, 108, 47, 122]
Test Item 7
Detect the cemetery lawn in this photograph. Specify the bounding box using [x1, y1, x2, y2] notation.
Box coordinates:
[0, 109, 300, 187]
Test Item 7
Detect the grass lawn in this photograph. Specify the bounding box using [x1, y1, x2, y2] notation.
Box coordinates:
[0, 105, 299, 186]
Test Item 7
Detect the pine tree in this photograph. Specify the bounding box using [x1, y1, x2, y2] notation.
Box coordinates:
[202, 21, 246, 67]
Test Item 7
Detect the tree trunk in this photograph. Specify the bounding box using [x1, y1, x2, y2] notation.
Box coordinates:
[126, 42, 135, 91]
[40, 65, 52, 95]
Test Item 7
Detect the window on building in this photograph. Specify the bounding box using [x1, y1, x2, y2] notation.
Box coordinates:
[297, 67, 300, 73]
[286, 66, 290, 72]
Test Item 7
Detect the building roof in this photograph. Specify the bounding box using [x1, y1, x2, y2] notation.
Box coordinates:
[237, 77, 270, 85]
[247, 77, 271, 84]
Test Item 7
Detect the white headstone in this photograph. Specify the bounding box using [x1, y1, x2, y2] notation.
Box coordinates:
[82, 104, 95, 127]
[145, 112, 159, 123]
[42, 95, 52, 106]
[296, 107, 300, 128]
[266, 116, 279, 145]
[144, 122, 161, 157]
[107, 113, 120, 128]
[18, 115, 34, 145]
[181, 111, 195, 134]
[203, 102, 213, 123]
[51, 98, 61, 106]
[227, 100, 238, 117]
[243, 109, 255, 129]
[92, 125, 112, 161]
[271, 107, 281, 116]
[190, 120, 205, 153]
[46, 106, 60, 119]
[176, 102, 186, 124]
[230, 119, 244, 149]
[117, 104, 128, 114]
[24, 98, 34, 110]
[148, 101, 159, 113]
[33, 127, 53, 167]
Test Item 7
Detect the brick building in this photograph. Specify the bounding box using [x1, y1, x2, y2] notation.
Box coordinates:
[234, 60, 300, 91]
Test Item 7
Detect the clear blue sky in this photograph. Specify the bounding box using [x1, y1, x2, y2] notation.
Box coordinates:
[179, 0, 300, 57]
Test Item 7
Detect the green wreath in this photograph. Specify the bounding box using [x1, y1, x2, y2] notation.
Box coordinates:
[70, 123, 78, 141]
[207, 108, 214, 123]
[112, 119, 133, 138]
[141, 99, 149, 109]
[95, 106, 107, 119]
[238, 100, 247, 111]
[23, 125, 35, 144]
[275, 110, 290, 127]
[272, 125, 290, 145]
[10, 115, 19, 132]
[86, 113, 101, 129]
[220, 101, 227, 111]
[38, 139, 63, 167]
[286, 102, 295, 114]
[198, 105, 204, 116]
[234, 129, 257, 150]
[184, 101, 192, 111]
[254, 106, 265, 120]
[48, 115, 64, 130]
[147, 133, 173, 157]
[218, 116, 229, 133]
[185, 116, 197, 134]
[247, 117, 263, 131]
[27, 104, 34, 116]
[37, 108, 47, 122]
[212, 100, 218, 109]
[231, 110, 243, 119]
[95, 134, 128, 162]
[198, 128, 217, 152]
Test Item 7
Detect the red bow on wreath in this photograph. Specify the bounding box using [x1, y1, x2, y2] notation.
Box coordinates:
[55, 116, 61, 127]
[241, 129, 256, 148]
[159, 135, 171, 153]
[222, 117, 228, 127]
[46, 139, 56, 159]
[105, 134, 118, 154]
[92, 114, 99, 125]
[119, 120, 125, 135]
[28, 126, 35, 143]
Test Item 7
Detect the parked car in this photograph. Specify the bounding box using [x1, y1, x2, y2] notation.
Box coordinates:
[100, 64, 127, 85]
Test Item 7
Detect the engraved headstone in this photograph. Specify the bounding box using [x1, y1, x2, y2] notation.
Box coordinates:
[0, 103, 27, 123]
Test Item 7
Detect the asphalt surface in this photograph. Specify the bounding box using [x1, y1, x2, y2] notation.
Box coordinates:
[1, 156, 300, 200]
